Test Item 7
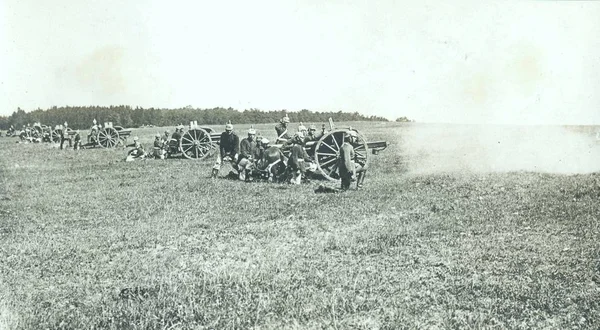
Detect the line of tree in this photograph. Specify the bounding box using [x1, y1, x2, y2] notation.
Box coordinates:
[0, 106, 392, 130]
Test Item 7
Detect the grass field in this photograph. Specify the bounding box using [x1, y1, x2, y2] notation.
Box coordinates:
[1, 122, 599, 329]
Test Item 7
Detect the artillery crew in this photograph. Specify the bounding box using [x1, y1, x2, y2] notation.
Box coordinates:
[305, 124, 323, 142]
[339, 130, 367, 190]
[172, 125, 183, 142]
[60, 122, 72, 150]
[88, 119, 99, 144]
[73, 130, 82, 150]
[153, 133, 167, 159]
[126, 136, 146, 161]
[287, 131, 311, 185]
[237, 128, 260, 181]
[4, 117, 377, 190]
[212, 123, 240, 178]
[275, 115, 291, 144]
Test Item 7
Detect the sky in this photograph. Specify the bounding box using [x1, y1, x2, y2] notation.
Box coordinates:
[1, 0, 599, 124]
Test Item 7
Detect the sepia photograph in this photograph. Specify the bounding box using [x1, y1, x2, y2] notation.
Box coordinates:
[1, 0, 599, 329]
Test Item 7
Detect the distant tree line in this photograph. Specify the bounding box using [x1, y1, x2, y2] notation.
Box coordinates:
[0, 106, 394, 130]
[395, 116, 414, 123]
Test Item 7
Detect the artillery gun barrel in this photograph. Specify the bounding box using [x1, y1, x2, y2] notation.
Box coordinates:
[366, 141, 389, 154]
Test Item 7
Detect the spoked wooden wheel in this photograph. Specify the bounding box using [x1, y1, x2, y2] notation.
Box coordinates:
[33, 126, 42, 138]
[314, 129, 369, 181]
[52, 129, 62, 143]
[97, 127, 120, 148]
[180, 128, 212, 159]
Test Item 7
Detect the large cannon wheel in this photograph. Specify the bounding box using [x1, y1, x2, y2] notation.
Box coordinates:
[32, 126, 43, 138]
[51, 129, 62, 143]
[314, 129, 369, 181]
[97, 127, 120, 148]
[180, 128, 213, 159]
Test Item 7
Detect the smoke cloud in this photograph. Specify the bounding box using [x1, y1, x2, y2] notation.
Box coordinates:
[400, 124, 600, 175]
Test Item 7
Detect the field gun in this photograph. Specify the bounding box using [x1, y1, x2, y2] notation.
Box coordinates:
[272, 118, 390, 181]
[169, 121, 221, 159]
[82, 122, 133, 148]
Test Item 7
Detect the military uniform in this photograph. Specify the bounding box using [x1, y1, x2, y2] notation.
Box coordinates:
[73, 132, 81, 150]
[338, 133, 367, 190]
[238, 137, 259, 181]
[275, 123, 291, 144]
[60, 126, 72, 150]
[212, 127, 240, 177]
[126, 140, 145, 161]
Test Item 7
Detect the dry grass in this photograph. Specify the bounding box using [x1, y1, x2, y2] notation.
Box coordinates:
[0, 122, 599, 329]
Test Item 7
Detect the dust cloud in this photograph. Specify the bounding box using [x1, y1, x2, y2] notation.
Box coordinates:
[399, 124, 600, 175]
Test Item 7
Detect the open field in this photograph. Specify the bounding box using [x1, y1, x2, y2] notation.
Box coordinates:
[1, 122, 600, 329]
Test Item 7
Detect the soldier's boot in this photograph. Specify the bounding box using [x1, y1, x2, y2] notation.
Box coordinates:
[341, 177, 351, 191]
[357, 171, 367, 189]
[211, 168, 219, 178]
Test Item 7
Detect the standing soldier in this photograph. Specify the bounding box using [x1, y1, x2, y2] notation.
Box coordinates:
[237, 127, 259, 181]
[287, 132, 311, 184]
[275, 115, 291, 144]
[88, 119, 99, 144]
[60, 122, 72, 150]
[211, 122, 240, 178]
[73, 130, 82, 150]
[338, 130, 367, 190]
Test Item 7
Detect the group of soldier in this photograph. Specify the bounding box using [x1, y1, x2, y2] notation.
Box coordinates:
[5, 122, 83, 150]
[4, 115, 366, 190]
[206, 115, 366, 190]
[124, 115, 366, 190]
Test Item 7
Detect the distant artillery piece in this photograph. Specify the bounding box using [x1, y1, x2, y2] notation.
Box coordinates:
[95, 123, 132, 148]
[31, 123, 53, 142]
[85, 122, 133, 148]
[163, 121, 221, 160]
[51, 125, 76, 143]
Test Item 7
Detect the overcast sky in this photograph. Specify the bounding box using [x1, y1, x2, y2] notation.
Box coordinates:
[1, 0, 599, 124]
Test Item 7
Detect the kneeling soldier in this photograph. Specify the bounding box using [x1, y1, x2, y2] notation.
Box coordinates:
[238, 128, 259, 181]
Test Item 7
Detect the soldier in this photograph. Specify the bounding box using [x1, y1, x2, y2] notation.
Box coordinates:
[275, 115, 291, 144]
[211, 122, 240, 178]
[60, 122, 72, 150]
[338, 130, 367, 190]
[73, 130, 82, 150]
[88, 119, 99, 144]
[172, 125, 183, 142]
[152, 133, 167, 159]
[298, 123, 308, 136]
[237, 128, 260, 181]
[126, 136, 146, 161]
[162, 130, 171, 144]
[255, 138, 286, 182]
[305, 124, 324, 142]
[287, 131, 311, 185]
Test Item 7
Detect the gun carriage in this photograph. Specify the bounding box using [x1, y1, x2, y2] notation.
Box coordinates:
[274, 118, 389, 181]
[80, 122, 133, 148]
[51, 125, 76, 143]
[94, 122, 132, 148]
[165, 121, 221, 160]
